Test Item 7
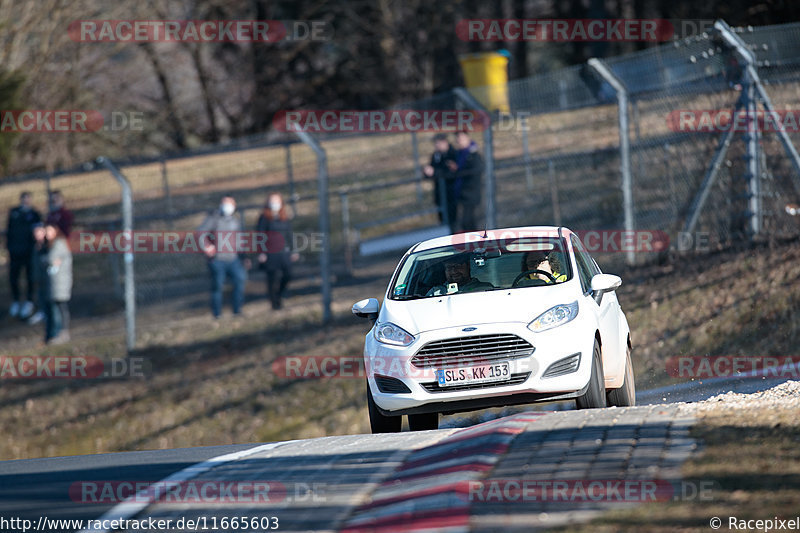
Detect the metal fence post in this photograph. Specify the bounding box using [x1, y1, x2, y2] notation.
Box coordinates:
[294, 131, 332, 324]
[160, 157, 174, 228]
[521, 115, 534, 194]
[96, 156, 136, 352]
[588, 58, 635, 266]
[285, 142, 298, 218]
[547, 160, 562, 226]
[453, 87, 496, 229]
[411, 131, 423, 202]
[340, 191, 353, 276]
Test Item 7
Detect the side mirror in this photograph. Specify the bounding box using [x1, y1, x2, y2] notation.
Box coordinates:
[352, 298, 380, 320]
[590, 274, 622, 304]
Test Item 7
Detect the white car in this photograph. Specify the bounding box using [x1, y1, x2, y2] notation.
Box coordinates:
[352, 226, 635, 433]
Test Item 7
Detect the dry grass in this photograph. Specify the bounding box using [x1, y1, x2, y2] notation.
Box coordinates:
[550, 405, 800, 532]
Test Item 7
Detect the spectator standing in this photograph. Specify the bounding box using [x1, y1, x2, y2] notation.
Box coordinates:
[44, 223, 72, 344]
[257, 193, 298, 310]
[453, 130, 484, 233]
[46, 190, 73, 237]
[6, 192, 41, 319]
[422, 133, 458, 233]
[31, 224, 51, 337]
[198, 195, 248, 318]
[27, 224, 47, 325]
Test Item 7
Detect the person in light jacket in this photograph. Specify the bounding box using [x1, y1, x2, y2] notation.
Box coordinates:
[44, 223, 72, 344]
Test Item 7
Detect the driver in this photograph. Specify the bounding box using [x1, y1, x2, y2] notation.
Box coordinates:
[521, 250, 567, 284]
[426, 254, 493, 296]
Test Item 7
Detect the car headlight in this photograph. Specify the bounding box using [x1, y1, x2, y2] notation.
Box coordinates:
[527, 301, 579, 332]
[373, 322, 415, 346]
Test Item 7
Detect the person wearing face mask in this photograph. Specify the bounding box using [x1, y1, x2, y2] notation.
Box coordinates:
[256, 193, 298, 310]
[5, 192, 42, 319]
[197, 195, 248, 318]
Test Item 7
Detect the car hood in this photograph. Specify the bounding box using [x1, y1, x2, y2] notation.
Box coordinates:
[380, 286, 579, 335]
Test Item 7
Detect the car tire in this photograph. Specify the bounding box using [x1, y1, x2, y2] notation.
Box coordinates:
[607, 344, 635, 407]
[408, 412, 439, 431]
[576, 339, 607, 409]
[367, 383, 401, 433]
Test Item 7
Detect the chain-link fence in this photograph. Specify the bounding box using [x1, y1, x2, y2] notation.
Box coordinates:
[3, 20, 800, 347]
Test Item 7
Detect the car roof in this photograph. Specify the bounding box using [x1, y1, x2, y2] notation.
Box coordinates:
[410, 226, 575, 253]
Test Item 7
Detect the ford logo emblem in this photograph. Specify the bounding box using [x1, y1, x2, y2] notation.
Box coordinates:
[462, 327, 477, 332]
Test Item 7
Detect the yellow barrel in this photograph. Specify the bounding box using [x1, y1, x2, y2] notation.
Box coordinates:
[458, 52, 510, 112]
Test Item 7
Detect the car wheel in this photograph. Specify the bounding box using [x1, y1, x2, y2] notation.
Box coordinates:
[367, 383, 401, 433]
[408, 412, 439, 431]
[607, 343, 636, 407]
[576, 339, 607, 409]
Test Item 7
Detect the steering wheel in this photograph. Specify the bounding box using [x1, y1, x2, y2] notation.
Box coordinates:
[512, 269, 557, 287]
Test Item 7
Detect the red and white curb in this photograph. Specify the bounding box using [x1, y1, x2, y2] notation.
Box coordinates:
[341, 412, 546, 533]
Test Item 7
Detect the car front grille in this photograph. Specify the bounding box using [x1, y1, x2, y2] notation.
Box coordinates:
[420, 371, 531, 393]
[411, 333, 534, 369]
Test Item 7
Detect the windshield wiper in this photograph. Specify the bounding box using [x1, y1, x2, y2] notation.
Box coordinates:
[392, 294, 425, 300]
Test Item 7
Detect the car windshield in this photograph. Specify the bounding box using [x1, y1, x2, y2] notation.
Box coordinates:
[389, 237, 572, 300]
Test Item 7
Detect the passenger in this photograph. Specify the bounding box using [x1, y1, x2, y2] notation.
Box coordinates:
[426, 255, 493, 296]
[521, 251, 567, 284]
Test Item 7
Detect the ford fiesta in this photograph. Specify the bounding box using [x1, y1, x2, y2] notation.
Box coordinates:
[352, 226, 635, 433]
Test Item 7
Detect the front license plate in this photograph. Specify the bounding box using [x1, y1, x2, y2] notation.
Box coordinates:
[436, 362, 511, 387]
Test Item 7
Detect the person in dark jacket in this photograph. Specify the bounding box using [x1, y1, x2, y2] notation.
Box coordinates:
[422, 133, 458, 233]
[257, 193, 298, 310]
[46, 190, 74, 237]
[6, 192, 41, 319]
[454, 130, 484, 233]
[198, 195, 248, 318]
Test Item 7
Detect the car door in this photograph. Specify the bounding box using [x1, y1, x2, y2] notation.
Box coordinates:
[570, 235, 621, 380]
